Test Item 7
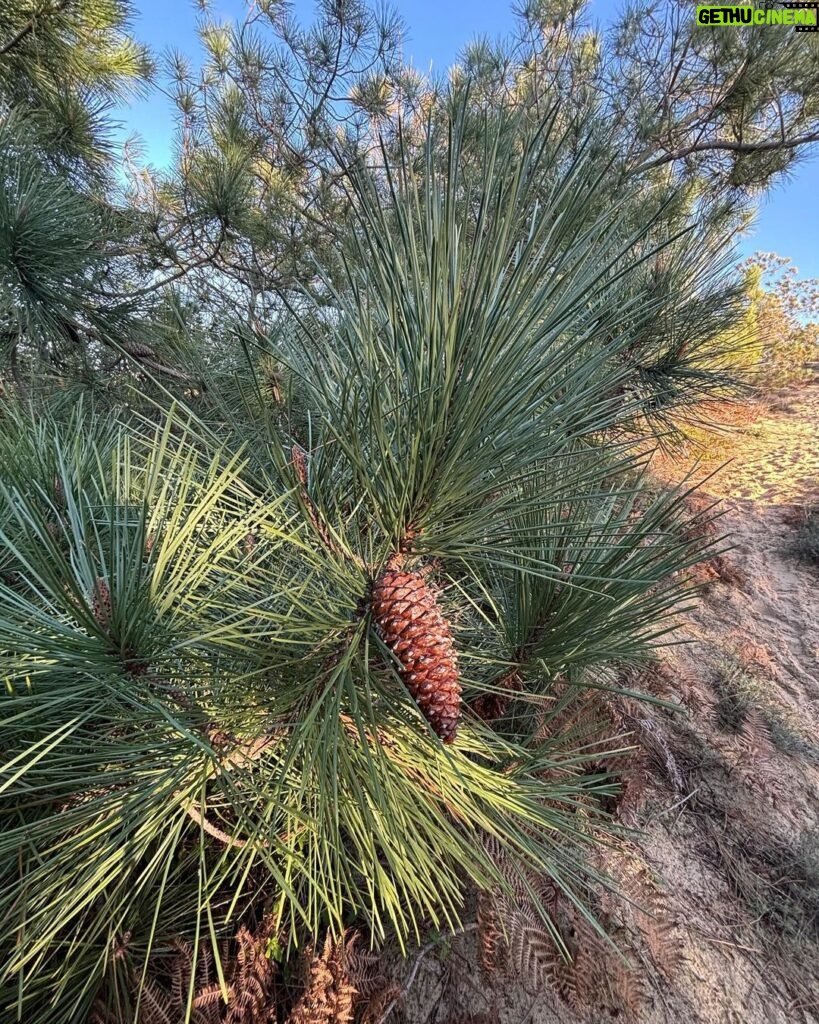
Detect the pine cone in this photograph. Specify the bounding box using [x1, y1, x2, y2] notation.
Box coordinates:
[371, 564, 461, 742]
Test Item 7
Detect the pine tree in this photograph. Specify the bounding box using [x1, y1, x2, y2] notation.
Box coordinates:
[0, 1, 168, 397]
[1, 3, 818, 1021]
[116, 0, 819, 425]
[0, 98, 721, 1023]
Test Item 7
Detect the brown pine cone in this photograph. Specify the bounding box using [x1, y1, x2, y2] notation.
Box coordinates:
[371, 565, 461, 742]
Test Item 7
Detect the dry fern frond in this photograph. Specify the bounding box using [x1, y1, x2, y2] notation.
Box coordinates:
[477, 888, 505, 977]
[93, 919, 280, 1024]
[506, 907, 561, 992]
[474, 841, 565, 995]
[286, 933, 357, 1024]
[471, 669, 523, 722]
[629, 714, 687, 793]
[596, 848, 685, 981]
[563, 914, 607, 1009]
[138, 978, 177, 1024]
[738, 705, 774, 761]
[224, 923, 277, 1024]
[438, 1016, 494, 1024]
[616, 766, 652, 825]
[135, 934, 225, 1024]
[711, 553, 747, 588]
[470, 692, 685, 1016]
[358, 983, 403, 1024]
[640, 916, 685, 975]
[195, 983, 228, 1010]
[345, 935, 390, 1000]
[608, 954, 646, 1015]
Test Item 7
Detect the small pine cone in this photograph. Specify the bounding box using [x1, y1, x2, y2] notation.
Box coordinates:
[121, 340, 157, 360]
[266, 372, 282, 404]
[258, 355, 282, 403]
[371, 565, 461, 742]
[92, 577, 112, 630]
[242, 531, 258, 559]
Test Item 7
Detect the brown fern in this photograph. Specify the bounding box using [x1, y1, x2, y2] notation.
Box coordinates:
[92, 919, 280, 1024]
[224, 924, 277, 1024]
[738, 705, 774, 761]
[138, 978, 178, 1024]
[471, 669, 524, 722]
[345, 936, 391, 1002]
[640, 916, 685, 975]
[475, 830, 683, 1018]
[438, 1017, 494, 1024]
[608, 954, 646, 1015]
[597, 848, 685, 980]
[358, 983, 403, 1024]
[476, 888, 504, 977]
[286, 933, 357, 1024]
[505, 907, 561, 992]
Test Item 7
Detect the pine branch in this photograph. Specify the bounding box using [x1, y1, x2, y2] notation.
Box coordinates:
[0, 0, 72, 58]
[634, 128, 819, 173]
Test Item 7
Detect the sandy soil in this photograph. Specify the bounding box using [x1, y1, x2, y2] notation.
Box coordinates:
[400, 383, 819, 1024]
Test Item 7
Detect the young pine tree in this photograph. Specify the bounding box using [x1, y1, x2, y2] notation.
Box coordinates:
[0, 103, 723, 1023]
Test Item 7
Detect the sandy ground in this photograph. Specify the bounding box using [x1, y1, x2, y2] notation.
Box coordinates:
[400, 383, 819, 1024]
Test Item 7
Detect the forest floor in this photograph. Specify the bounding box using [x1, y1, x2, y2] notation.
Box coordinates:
[400, 381, 819, 1024]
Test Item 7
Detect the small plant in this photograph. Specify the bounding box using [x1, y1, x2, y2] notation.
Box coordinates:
[788, 505, 819, 566]
[711, 664, 759, 734]
[765, 717, 819, 764]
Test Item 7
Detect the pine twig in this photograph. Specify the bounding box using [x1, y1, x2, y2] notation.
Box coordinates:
[291, 443, 365, 569]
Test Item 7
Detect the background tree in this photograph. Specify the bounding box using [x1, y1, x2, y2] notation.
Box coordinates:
[0, 0, 151, 181]
[3, 0, 819, 403]
[0, 0, 167, 395]
[124, 0, 406, 315]
[114, 0, 819, 417]
[742, 251, 819, 386]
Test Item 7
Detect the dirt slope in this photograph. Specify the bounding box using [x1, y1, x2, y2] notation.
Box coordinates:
[403, 384, 819, 1024]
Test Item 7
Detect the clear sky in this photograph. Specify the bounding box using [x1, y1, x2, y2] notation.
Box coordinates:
[115, 0, 819, 277]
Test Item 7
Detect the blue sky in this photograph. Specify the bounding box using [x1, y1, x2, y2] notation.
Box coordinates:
[116, 0, 819, 276]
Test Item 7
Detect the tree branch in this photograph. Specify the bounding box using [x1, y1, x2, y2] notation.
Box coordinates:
[633, 128, 819, 173]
